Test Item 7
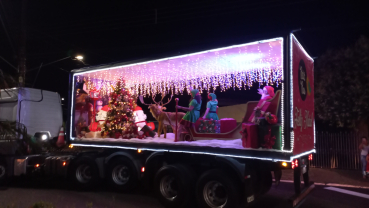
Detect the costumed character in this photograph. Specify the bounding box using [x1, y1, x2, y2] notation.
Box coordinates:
[202, 93, 219, 120]
[75, 81, 93, 137]
[176, 89, 202, 141]
[85, 105, 110, 138]
[249, 86, 275, 123]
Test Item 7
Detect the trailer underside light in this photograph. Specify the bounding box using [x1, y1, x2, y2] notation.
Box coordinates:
[141, 167, 145, 173]
[35, 164, 40, 168]
[308, 154, 313, 161]
[63, 161, 66, 166]
[69, 144, 73, 148]
[282, 162, 287, 167]
[137, 149, 142, 153]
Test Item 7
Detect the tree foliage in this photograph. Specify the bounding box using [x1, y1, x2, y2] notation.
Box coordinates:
[316, 36, 369, 128]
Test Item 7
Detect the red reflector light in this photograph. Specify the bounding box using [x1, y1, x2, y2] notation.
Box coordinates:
[308, 154, 313, 161]
[141, 167, 145, 173]
[35, 164, 40, 168]
[292, 159, 298, 169]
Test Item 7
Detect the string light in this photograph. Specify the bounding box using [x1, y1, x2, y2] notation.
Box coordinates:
[74, 38, 283, 96]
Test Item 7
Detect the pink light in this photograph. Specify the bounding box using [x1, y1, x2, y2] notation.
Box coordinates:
[75, 38, 283, 95]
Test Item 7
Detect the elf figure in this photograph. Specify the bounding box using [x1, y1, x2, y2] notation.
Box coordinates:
[202, 93, 219, 120]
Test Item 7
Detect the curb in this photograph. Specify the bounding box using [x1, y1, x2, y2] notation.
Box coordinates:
[276, 180, 369, 189]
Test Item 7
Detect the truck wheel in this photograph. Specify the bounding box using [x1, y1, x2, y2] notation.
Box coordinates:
[261, 171, 272, 195]
[154, 164, 196, 208]
[107, 158, 138, 191]
[196, 169, 240, 208]
[252, 168, 272, 196]
[71, 158, 99, 188]
[0, 160, 7, 186]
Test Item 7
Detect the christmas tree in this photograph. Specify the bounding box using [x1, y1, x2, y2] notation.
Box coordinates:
[101, 77, 138, 139]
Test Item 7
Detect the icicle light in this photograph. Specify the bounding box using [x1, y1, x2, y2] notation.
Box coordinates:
[74, 38, 283, 95]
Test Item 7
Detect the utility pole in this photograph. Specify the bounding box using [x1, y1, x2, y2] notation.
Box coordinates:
[18, 0, 28, 87]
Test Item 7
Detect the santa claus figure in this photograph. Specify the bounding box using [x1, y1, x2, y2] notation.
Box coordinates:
[133, 106, 156, 137]
[134, 106, 155, 130]
[85, 105, 110, 138]
[96, 105, 110, 126]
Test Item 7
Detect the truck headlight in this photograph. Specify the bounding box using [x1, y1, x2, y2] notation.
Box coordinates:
[34, 131, 51, 142]
[41, 135, 48, 140]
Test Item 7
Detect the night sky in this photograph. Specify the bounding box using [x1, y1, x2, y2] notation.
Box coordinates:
[1, 0, 368, 122]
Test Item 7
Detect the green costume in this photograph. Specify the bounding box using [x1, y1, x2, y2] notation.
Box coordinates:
[206, 93, 219, 120]
[180, 89, 202, 127]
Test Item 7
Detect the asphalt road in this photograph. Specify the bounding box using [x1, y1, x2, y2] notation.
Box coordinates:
[1, 178, 368, 208]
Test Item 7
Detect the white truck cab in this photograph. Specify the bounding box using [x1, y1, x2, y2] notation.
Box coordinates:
[0, 88, 63, 140]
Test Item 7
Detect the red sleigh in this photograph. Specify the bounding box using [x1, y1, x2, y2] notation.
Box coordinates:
[182, 90, 281, 142]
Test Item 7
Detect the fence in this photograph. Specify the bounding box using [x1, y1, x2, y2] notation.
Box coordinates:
[310, 132, 362, 170]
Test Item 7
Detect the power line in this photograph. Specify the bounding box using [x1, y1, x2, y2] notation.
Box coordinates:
[0, 55, 17, 71]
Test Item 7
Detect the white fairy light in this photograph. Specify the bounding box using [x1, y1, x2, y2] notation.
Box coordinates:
[73, 38, 283, 95]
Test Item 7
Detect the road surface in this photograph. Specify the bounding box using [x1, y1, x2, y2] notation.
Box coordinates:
[0, 178, 368, 208]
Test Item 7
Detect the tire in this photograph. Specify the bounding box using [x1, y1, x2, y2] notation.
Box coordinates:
[196, 169, 240, 208]
[70, 158, 99, 188]
[154, 164, 196, 208]
[251, 167, 272, 197]
[261, 171, 272, 195]
[0, 160, 7, 186]
[107, 157, 138, 191]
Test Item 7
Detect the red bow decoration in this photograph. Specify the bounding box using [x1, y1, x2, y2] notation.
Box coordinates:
[262, 127, 276, 149]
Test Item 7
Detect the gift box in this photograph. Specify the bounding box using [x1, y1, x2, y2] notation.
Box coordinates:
[240, 123, 258, 148]
[219, 118, 237, 133]
[141, 125, 156, 137]
[257, 118, 281, 150]
[197, 119, 220, 133]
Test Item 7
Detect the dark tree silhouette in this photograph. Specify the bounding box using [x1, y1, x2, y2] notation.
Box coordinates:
[316, 36, 369, 130]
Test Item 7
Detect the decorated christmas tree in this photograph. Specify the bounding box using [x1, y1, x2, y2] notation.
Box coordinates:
[101, 77, 138, 139]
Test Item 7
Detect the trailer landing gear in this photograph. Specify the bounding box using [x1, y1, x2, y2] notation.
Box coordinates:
[289, 158, 314, 207]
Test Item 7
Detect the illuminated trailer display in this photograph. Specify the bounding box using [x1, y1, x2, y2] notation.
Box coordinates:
[0, 32, 316, 208]
[67, 33, 315, 162]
